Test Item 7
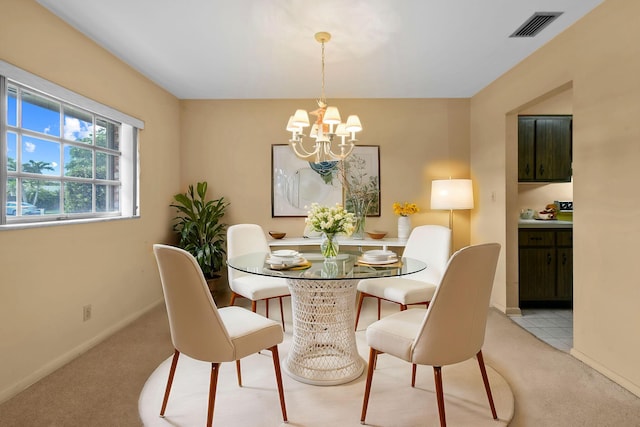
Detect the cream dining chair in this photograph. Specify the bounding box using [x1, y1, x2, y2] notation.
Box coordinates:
[227, 224, 290, 330]
[355, 225, 451, 330]
[360, 243, 501, 427]
[153, 244, 288, 427]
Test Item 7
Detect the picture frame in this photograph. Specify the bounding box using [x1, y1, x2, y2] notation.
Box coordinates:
[271, 144, 342, 217]
[341, 145, 380, 216]
[271, 144, 380, 217]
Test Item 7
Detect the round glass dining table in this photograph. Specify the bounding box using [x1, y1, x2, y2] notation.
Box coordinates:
[227, 251, 427, 386]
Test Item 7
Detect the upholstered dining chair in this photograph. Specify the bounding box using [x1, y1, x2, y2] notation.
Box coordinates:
[355, 225, 451, 330]
[360, 243, 501, 427]
[227, 224, 290, 330]
[153, 244, 288, 427]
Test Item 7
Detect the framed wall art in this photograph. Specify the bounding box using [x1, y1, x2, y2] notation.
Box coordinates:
[271, 144, 380, 217]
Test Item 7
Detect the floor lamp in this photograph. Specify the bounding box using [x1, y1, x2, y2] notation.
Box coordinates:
[431, 179, 474, 248]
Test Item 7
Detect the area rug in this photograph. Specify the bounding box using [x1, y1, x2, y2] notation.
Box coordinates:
[139, 307, 514, 426]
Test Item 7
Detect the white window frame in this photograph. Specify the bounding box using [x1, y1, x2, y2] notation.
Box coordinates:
[0, 60, 143, 227]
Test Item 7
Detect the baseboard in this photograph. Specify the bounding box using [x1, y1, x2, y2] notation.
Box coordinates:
[490, 301, 522, 316]
[0, 298, 165, 404]
[505, 306, 522, 316]
[570, 348, 640, 398]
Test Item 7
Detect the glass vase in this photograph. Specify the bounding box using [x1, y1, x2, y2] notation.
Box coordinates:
[351, 198, 367, 240]
[321, 232, 340, 260]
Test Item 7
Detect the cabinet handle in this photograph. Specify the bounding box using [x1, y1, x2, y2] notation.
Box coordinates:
[547, 253, 552, 265]
[539, 164, 545, 176]
[525, 163, 530, 175]
[562, 253, 567, 265]
[530, 237, 543, 241]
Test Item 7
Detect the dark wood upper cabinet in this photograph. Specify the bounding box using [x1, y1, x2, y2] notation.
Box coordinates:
[518, 115, 572, 182]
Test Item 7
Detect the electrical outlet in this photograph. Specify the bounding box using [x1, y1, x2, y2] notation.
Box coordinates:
[83, 304, 92, 322]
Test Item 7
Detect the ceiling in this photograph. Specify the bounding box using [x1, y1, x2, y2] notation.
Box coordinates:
[37, 0, 604, 100]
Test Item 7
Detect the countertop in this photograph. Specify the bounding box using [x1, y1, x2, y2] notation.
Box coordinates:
[518, 219, 573, 229]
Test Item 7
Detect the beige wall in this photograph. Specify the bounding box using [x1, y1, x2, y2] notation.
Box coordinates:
[471, 0, 640, 396]
[180, 98, 472, 251]
[0, 0, 181, 401]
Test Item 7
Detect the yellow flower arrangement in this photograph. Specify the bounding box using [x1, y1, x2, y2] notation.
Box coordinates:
[393, 202, 420, 217]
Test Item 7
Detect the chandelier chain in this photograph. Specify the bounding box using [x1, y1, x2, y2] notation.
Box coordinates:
[320, 39, 326, 103]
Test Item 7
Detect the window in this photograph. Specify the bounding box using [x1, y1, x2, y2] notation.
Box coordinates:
[1, 60, 143, 226]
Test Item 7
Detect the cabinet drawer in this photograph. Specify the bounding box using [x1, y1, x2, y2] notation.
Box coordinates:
[519, 230, 555, 246]
[556, 230, 573, 247]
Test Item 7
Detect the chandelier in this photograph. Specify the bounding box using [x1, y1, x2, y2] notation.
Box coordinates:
[286, 32, 363, 163]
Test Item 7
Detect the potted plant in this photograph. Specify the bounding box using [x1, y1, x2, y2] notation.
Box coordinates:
[171, 181, 230, 280]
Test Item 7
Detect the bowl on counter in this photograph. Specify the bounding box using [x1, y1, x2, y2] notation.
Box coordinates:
[535, 212, 554, 220]
[366, 230, 387, 240]
[269, 231, 286, 239]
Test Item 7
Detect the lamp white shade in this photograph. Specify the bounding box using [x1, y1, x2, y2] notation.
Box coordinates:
[286, 116, 298, 132]
[292, 109, 310, 127]
[323, 106, 341, 125]
[431, 179, 474, 210]
[345, 115, 362, 132]
[335, 123, 349, 136]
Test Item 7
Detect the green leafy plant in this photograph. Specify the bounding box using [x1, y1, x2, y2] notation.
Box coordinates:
[171, 182, 229, 279]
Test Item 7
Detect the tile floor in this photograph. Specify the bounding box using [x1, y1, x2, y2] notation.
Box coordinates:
[509, 308, 573, 352]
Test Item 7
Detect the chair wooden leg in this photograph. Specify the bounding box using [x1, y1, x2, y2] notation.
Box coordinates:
[411, 363, 417, 387]
[265, 298, 270, 318]
[235, 359, 242, 387]
[400, 304, 407, 311]
[278, 296, 286, 332]
[355, 292, 365, 330]
[251, 300, 257, 313]
[160, 349, 180, 417]
[361, 348, 379, 424]
[377, 297, 382, 320]
[268, 345, 288, 422]
[207, 363, 220, 427]
[229, 292, 237, 307]
[433, 366, 446, 427]
[476, 350, 498, 420]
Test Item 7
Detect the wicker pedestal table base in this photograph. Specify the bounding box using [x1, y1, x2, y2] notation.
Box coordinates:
[284, 278, 365, 385]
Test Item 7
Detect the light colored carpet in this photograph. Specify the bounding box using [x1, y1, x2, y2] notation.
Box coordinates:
[2, 289, 640, 426]
[138, 321, 514, 427]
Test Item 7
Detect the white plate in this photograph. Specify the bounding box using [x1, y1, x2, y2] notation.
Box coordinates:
[266, 257, 308, 268]
[359, 257, 399, 265]
[272, 249, 299, 257]
[266, 256, 303, 265]
[364, 249, 395, 257]
[362, 250, 397, 262]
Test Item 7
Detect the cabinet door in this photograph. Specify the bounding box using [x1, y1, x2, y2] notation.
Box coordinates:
[556, 247, 573, 301]
[519, 248, 557, 302]
[535, 117, 572, 182]
[518, 118, 536, 181]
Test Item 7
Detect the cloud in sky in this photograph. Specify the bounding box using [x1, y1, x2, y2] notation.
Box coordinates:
[64, 117, 91, 141]
[24, 141, 36, 153]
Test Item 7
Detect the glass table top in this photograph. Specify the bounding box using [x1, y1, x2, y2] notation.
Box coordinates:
[227, 251, 427, 281]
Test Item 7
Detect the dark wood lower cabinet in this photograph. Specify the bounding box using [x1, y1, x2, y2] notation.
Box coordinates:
[519, 228, 573, 308]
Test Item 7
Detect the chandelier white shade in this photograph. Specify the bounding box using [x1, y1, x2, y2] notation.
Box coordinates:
[286, 32, 362, 163]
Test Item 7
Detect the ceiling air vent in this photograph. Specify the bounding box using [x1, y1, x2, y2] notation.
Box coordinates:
[510, 12, 563, 38]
